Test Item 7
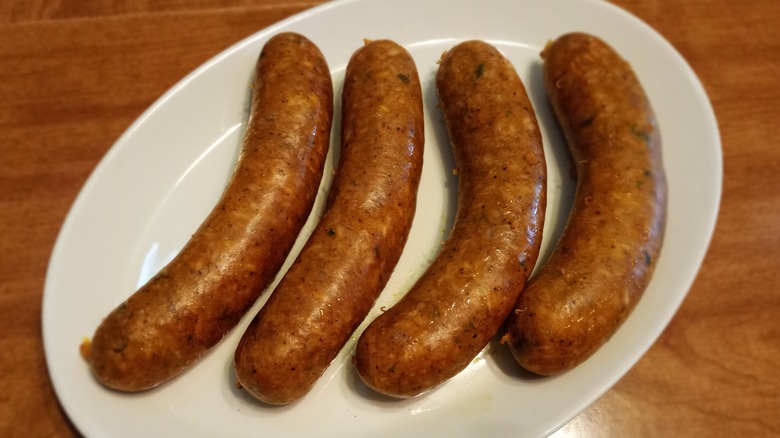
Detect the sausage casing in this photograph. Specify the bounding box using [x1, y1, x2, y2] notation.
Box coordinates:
[502, 32, 667, 375]
[354, 40, 546, 398]
[234, 40, 424, 405]
[84, 32, 333, 391]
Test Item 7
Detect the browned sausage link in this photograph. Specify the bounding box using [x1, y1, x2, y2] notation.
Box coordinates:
[502, 32, 668, 376]
[84, 32, 333, 391]
[234, 40, 424, 405]
[355, 40, 546, 398]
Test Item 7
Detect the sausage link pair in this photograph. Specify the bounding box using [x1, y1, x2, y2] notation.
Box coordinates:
[83, 32, 333, 391]
[502, 33, 667, 375]
[355, 41, 546, 398]
[234, 40, 424, 405]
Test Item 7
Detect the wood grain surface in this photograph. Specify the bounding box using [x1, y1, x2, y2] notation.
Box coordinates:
[0, 0, 778, 436]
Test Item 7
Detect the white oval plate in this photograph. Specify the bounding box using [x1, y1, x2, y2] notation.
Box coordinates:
[43, 0, 721, 436]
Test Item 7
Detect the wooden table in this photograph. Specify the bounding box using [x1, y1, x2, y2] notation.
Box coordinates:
[1, 0, 777, 436]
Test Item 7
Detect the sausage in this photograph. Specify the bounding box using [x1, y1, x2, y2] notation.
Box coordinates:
[233, 40, 424, 405]
[235, 40, 424, 404]
[354, 40, 547, 398]
[501, 32, 667, 375]
[83, 32, 333, 391]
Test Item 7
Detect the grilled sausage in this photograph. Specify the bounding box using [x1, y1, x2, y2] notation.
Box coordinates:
[355, 40, 546, 398]
[502, 32, 667, 375]
[83, 32, 333, 391]
[233, 40, 424, 405]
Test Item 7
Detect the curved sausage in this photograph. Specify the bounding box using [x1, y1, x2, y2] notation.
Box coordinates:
[83, 32, 333, 391]
[502, 32, 667, 375]
[234, 40, 424, 405]
[354, 40, 546, 398]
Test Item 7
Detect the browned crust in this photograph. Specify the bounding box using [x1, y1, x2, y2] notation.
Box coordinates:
[503, 32, 668, 375]
[234, 40, 424, 405]
[86, 32, 333, 391]
[355, 40, 546, 398]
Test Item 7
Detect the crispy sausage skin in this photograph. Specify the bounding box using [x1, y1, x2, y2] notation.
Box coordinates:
[84, 33, 333, 391]
[234, 40, 424, 405]
[502, 33, 667, 375]
[355, 41, 546, 398]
